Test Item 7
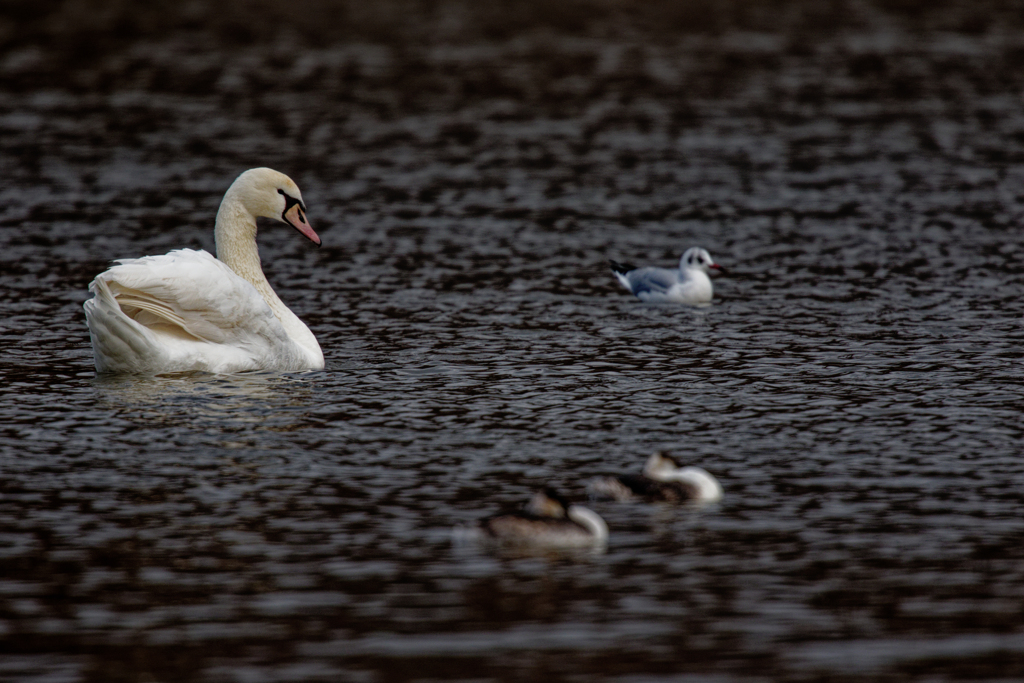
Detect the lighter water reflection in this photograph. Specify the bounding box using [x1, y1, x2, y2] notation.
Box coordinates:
[90, 371, 321, 433]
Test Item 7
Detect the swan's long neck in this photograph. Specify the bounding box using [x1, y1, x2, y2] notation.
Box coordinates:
[214, 190, 323, 365]
[215, 194, 274, 301]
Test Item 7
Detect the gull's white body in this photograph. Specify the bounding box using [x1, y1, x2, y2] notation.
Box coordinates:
[83, 168, 324, 374]
[611, 247, 723, 304]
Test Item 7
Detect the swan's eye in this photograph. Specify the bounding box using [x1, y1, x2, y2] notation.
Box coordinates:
[277, 189, 285, 196]
[279, 190, 308, 216]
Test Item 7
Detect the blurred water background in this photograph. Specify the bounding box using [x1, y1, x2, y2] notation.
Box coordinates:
[3, 0, 1024, 680]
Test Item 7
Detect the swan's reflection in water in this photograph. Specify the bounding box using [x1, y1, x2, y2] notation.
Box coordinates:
[91, 371, 320, 438]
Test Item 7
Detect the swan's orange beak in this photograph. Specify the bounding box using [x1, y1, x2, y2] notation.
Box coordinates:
[284, 203, 321, 246]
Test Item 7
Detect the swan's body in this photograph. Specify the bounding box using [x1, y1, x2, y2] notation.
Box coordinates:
[474, 489, 609, 548]
[610, 247, 724, 304]
[588, 451, 723, 505]
[84, 168, 324, 374]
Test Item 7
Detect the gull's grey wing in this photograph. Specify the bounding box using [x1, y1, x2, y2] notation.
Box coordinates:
[625, 267, 679, 295]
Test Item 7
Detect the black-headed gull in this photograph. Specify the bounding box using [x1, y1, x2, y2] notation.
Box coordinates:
[588, 451, 723, 504]
[609, 247, 725, 303]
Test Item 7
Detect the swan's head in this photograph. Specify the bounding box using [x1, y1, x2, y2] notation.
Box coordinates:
[229, 167, 320, 246]
[680, 247, 724, 275]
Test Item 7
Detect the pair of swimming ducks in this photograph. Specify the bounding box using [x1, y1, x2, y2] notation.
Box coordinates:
[83, 168, 727, 375]
[471, 451, 723, 549]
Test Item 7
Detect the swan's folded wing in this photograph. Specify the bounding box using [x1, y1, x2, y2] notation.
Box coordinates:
[91, 249, 285, 345]
[625, 267, 678, 296]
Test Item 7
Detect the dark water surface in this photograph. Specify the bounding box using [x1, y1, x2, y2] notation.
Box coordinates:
[3, 2, 1024, 681]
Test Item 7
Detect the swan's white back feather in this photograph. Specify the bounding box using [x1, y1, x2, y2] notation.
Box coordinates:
[85, 248, 321, 374]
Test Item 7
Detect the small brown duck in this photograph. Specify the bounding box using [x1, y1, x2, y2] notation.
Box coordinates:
[588, 451, 723, 504]
[474, 488, 609, 548]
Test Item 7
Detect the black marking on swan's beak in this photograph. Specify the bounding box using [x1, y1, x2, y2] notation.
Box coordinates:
[278, 189, 320, 246]
[278, 188, 307, 216]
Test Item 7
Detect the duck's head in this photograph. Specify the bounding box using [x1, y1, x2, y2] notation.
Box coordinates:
[679, 247, 724, 275]
[525, 487, 570, 518]
[642, 451, 683, 481]
[528, 488, 608, 542]
[643, 451, 724, 503]
[227, 167, 320, 246]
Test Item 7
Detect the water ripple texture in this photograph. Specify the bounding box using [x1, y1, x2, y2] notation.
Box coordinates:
[3, 2, 1024, 681]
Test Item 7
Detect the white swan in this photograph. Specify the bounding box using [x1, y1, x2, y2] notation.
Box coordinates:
[84, 168, 325, 374]
[609, 247, 725, 304]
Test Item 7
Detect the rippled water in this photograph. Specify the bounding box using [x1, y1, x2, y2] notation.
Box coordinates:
[4, 2, 1024, 681]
